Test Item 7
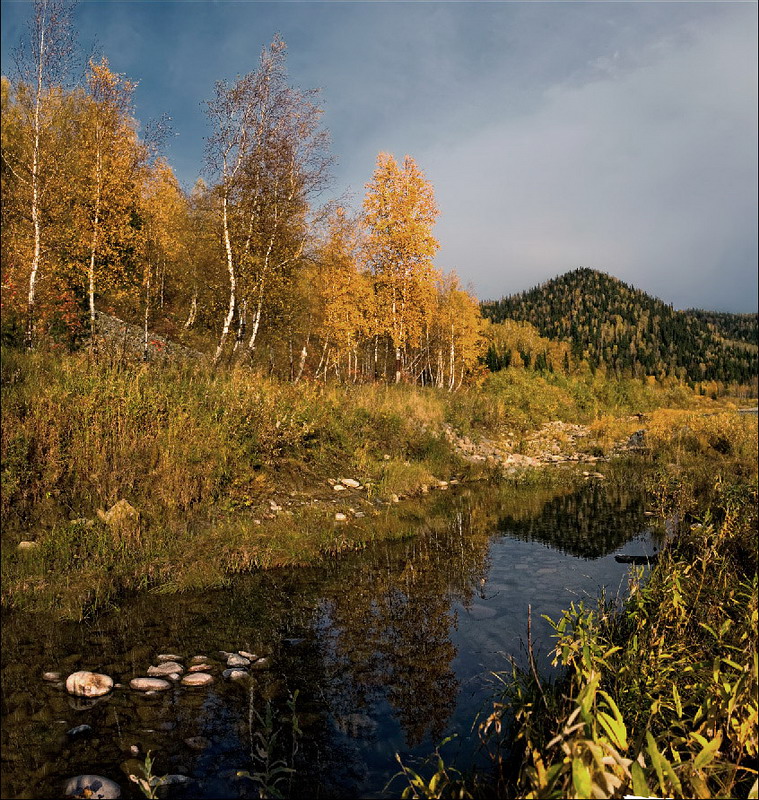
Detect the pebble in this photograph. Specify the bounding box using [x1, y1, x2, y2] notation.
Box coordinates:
[181, 672, 213, 687]
[65, 671, 114, 698]
[130, 677, 171, 692]
[17, 540, 40, 551]
[333, 484, 347, 492]
[222, 669, 248, 681]
[226, 654, 250, 668]
[188, 663, 213, 673]
[238, 650, 257, 660]
[189, 655, 209, 664]
[340, 478, 361, 488]
[42, 671, 62, 682]
[251, 657, 271, 670]
[67, 724, 93, 737]
[184, 736, 210, 751]
[147, 661, 184, 677]
[335, 513, 347, 521]
[156, 653, 182, 662]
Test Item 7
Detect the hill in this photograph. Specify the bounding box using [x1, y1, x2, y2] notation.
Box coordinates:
[481, 268, 758, 385]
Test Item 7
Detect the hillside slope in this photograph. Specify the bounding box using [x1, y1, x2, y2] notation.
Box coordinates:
[481, 268, 758, 384]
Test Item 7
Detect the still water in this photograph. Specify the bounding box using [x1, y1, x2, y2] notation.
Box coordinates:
[1, 467, 659, 799]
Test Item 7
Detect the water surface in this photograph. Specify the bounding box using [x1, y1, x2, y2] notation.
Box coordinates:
[1, 467, 659, 799]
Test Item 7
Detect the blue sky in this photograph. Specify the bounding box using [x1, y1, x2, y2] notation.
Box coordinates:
[2, 0, 757, 311]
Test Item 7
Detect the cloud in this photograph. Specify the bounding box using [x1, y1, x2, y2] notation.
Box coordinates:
[414, 9, 757, 310]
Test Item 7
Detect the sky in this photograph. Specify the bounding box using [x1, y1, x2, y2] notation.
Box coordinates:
[2, 0, 757, 312]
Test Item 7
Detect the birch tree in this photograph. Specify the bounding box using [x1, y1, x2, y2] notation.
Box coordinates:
[205, 35, 331, 366]
[7, 0, 76, 347]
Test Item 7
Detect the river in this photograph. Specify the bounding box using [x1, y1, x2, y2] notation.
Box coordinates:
[1, 464, 661, 799]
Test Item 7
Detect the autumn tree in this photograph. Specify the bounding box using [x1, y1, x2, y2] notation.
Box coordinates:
[5, 0, 76, 347]
[79, 56, 142, 343]
[139, 157, 187, 358]
[363, 153, 440, 383]
[311, 206, 372, 381]
[205, 35, 331, 366]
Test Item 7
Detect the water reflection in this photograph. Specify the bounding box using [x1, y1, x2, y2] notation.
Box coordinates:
[1, 468, 654, 799]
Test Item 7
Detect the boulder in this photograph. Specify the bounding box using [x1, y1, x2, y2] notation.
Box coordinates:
[63, 775, 121, 799]
[65, 671, 114, 698]
[130, 677, 171, 692]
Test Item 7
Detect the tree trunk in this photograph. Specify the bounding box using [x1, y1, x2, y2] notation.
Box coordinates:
[25, 20, 45, 349]
[213, 190, 236, 366]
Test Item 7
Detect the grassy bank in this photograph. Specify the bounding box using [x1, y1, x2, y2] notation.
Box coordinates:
[0, 346, 737, 619]
[459, 410, 759, 800]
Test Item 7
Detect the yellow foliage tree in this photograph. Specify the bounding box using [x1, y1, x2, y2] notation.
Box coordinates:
[363, 153, 440, 382]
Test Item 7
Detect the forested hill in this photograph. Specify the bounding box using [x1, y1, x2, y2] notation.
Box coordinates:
[683, 309, 758, 348]
[481, 268, 758, 384]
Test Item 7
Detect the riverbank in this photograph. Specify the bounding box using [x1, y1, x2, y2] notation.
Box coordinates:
[445, 408, 758, 800]
[0, 345, 744, 619]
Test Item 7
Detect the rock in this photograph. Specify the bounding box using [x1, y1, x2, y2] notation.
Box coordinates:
[188, 663, 213, 673]
[147, 661, 184, 677]
[335, 512, 347, 522]
[628, 429, 646, 448]
[167, 673, 181, 682]
[184, 736, 210, 751]
[390, 494, 400, 503]
[63, 774, 121, 799]
[226, 654, 250, 668]
[65, 671, 114, 698]
[129, 745, 140, 756]
[222, 669, 248, 681]
[251, 657, 270, 670]
[17, 540, 40, 552]
[156, 654, 182, 663]
[189, 655, 209, 664]
[43, 671, 62, 682]
[340, 478, 361, 489]
[130, 677, 171, 692]
[333, 484, 347, 492]
[353, 511, 366, 519]
[181, 672, 213, 687]
[96, 499, 140, 542]
[67, 724, 93, 737]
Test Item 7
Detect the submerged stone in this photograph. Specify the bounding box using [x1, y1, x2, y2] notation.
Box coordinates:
[63, 774, 121, 799]
[147, 661, 184, 677]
